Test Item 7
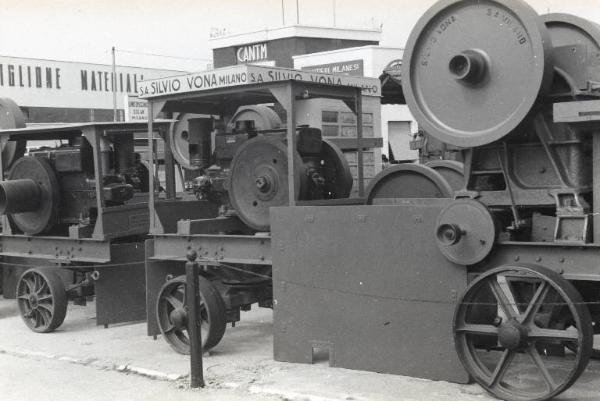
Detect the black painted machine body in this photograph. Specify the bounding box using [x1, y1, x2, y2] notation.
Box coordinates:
[270, 1, 600, 401]
[141, 71, 373, 354]
[0, 106, 170, 332]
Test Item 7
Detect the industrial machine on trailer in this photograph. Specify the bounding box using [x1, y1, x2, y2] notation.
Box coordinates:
[140, 65, 380, 354]
[270, 0, 600, 400]
[0, 99, 170, 332]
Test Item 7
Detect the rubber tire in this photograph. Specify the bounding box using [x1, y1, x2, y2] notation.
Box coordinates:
[16, 268, 67, 333]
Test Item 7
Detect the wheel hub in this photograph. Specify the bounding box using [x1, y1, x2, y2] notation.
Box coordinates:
[255, 175, 272, 193]
[497, 321, 527, 350]
[169, 308, 187, 329]
[28, 294, 38, 309]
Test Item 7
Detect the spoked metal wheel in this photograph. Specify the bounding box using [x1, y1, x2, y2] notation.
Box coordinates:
[16, 268, 67, 333]
[156, 275, 227, 354]
[454, 264, 593, 401]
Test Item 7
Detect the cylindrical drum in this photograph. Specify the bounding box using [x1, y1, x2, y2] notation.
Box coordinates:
[0, 179, 41, 214]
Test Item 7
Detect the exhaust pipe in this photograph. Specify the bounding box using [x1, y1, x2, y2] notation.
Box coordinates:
[0, 179, 41, 214]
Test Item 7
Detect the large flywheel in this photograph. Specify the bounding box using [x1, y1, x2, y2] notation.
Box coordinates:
[228, 136, 307, 231]
[0, 98, 27, 170]
[402, 0, 553, 147]
[454, 264, 593, 401]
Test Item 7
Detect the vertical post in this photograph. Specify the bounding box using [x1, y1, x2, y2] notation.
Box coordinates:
[112, 47, 118, 122]
[286, 83, 297, 206]
[185, 250, 204, 388]
[281, 0, 285, 25]
[593, 135, 600, 243]
[355, 88, 364, 197]
[332, 0, 336, 27]
[148, 102, 155, 231]
[163, 123, 176, 199]
[296, 0, 299, 24]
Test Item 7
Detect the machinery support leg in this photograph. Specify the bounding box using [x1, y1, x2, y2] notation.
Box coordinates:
[185, 251, 204, 388]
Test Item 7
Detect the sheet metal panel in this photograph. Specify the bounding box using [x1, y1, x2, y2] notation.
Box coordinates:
[271, 201, 469, 383]
[94, 242, 147, 326]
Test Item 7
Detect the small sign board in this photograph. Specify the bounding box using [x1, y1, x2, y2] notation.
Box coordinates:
[138, 65, 381, 99]
[301, 59, 364, 77]
[123, 95, 148, 121]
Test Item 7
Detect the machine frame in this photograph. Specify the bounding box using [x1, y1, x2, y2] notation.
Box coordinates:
[141, 65, 380, 348]
[0, 121, 170, 328]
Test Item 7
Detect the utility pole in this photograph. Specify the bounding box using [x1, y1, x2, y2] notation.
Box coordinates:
[282, 0, 285, 25]
[112, 47, 118, 121]
[296, 0, 299, 24]
[332, 0, 336, 27]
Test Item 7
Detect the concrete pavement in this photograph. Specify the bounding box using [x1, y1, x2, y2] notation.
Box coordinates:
[0, 297, 599, 401]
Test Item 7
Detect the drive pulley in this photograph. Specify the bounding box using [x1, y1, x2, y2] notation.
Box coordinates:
[402, 0, 553, 147]
[229, 136, 352, 231]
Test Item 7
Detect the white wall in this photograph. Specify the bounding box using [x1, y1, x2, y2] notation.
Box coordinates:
[294, 45, 417, 157]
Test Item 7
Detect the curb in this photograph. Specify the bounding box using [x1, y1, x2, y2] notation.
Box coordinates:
[0, 347, 187, 382]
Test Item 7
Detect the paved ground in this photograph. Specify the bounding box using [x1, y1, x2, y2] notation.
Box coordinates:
[0, 297, 599, 401]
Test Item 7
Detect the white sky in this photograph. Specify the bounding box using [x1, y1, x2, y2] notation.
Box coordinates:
[1, 0, 599, 71]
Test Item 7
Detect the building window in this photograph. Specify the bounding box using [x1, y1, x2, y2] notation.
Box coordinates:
[320, 110, 374, 138]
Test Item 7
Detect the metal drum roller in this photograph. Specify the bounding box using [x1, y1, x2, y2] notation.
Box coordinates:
[402, 0, 554, 147]
[0, 98, 27, 169]
[1, 156, 60, 235]
[543, 13, 600, 92]
[365, 164, 454, 205]
[169, 105, 281, 170]
[425, 160, 464, 192]
[227, 105, 281, 131]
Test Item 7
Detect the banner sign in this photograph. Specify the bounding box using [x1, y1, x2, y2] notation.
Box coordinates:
[138, 65, 381, 99]
[0, 55, 183, 109]
[301, 59, 364, 77]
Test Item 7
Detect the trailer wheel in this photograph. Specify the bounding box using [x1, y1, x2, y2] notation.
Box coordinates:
[156, 275, 227, 354]
[454, 264, 592, 401]
[16, 268, 67, 333]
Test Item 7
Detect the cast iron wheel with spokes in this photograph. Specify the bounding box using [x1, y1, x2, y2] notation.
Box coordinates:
[156, 275, 227, 355]
[16, 268, 68, 333]
[454, 264, 593, 401]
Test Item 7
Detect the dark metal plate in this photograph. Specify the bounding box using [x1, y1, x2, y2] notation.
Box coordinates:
[8, 156, 59, 234]
[271, 202, 469, 383]
[94, 242, 147, 326]
[402, 0, 553, 147]
[365, 164, 453, 204]
[229, 136, 306, 231]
